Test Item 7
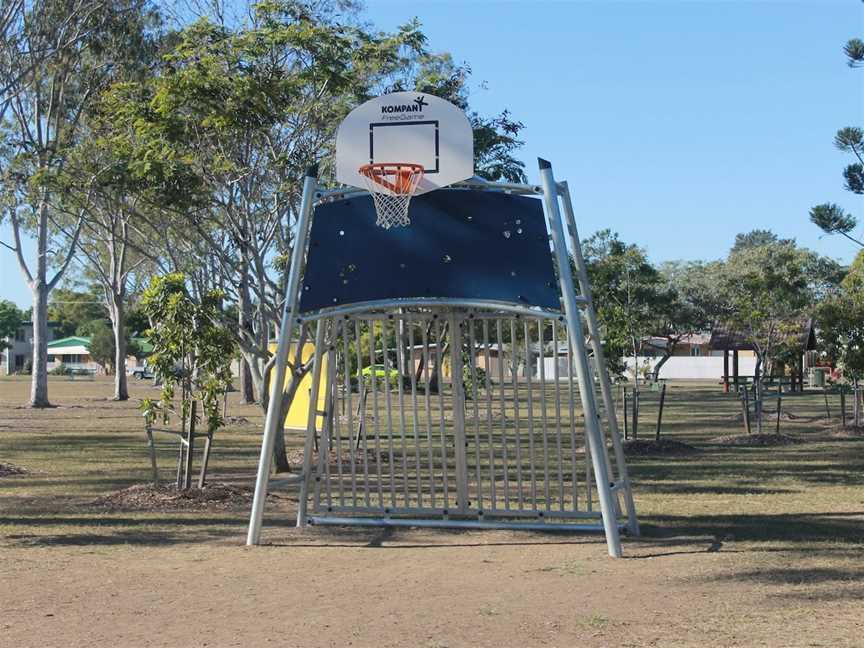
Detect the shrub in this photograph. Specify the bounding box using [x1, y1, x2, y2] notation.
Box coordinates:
[49, 363, 70, 376]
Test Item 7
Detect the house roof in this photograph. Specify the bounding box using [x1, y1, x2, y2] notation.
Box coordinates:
[46, 336, 153, 357]
[709, 318, 817, 352]
[47, 336, 90, 349]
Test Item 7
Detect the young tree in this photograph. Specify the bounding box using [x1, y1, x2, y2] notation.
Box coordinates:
[817, 250, 864, 423]
[718, 241, 841, 431]
[809, 35, 863, 246]
[648, 262, 719, 381]
[140, 273, 235, 488]
[582, 230, 663, 381]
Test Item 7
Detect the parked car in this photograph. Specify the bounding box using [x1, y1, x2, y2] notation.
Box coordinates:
[128, 365, 154, 379]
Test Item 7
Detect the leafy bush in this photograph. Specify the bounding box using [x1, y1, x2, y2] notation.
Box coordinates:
[49, 363, 70, 376]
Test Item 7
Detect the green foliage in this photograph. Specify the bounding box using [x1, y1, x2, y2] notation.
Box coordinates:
[462, 361, 488, 400]
[48, 289, 106, 339]
[718, 241, 834, 373]
[49, 363, 70, 376]
[844, 38, 864, 67]
[810, 35, 862, 245]
[397, 54, 526, 182]
[582, 230, 663, 378]
[0, 300, 23, 351]
[731, 229, 792, 254]
[84, 321, 117, 372]
[139, 274, 235, 435]
[818, 251, 864, 382]
[126, 308, 150, 337]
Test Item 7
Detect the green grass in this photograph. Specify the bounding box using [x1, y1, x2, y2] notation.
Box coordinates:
[0, 376, 862, 553]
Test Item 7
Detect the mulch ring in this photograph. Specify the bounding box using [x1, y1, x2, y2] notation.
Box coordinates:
[825, 425, 864, 438]
[90, 483, 265, 512]
[621, 439, 700, 456]
[0, 462, 28, 477]
[709, 433, 805, 447]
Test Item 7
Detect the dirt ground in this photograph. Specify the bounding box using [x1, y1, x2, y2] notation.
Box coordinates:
[1, 377, 862, 648]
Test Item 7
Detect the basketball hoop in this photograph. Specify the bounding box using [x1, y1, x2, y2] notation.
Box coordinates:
[358, 163, 424, 229]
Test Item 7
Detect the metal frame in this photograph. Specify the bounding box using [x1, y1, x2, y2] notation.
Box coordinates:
[246, 160, 637, 558]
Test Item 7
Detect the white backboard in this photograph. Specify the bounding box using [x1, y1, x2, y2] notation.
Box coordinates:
[336, 92, 474, 195]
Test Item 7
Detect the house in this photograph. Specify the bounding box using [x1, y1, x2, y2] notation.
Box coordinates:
[47, 336, 103, 374]
[641, 333, 717, 358]
[1, 321, 60, 376]
[46, 335, 154, 375]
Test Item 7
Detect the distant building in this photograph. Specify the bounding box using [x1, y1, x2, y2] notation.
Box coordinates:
[46, 336, 102, 374]
[45, 336, 154, 375]
[1, 321, 60, 376]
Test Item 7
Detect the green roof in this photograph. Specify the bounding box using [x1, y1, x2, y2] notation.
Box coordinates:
[47, 335, 153, 355]
[47, 336, 90, 349]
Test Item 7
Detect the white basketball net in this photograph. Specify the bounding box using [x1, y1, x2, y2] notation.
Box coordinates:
[359, 163, 424, 229]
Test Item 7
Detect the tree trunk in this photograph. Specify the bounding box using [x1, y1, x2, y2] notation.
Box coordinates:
[237, 263, 255, 404]
[29, 282, 50, 407]
[652, 352, 672, 382]
[254, 351, 292, 473]
[111, 297, 128, 401]
[240, 358, 255, 403]
[29, 197, 51, 407]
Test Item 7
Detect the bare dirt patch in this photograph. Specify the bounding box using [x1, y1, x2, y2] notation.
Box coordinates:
[710, 432, 804, 446]
[0, 462, 28, 477]
[2, 377, 863, 648]
[91, 482, 256, 512]
[826, 424, 864, 438]
[622, 438, 699, 456]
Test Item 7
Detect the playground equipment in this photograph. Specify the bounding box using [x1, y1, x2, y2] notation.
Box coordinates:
[247, 92, 638, 557]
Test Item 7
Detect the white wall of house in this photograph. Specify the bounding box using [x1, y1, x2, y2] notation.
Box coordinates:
[623, 355, 758, 380]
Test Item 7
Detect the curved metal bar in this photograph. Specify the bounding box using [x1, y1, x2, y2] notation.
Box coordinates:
[297, 297, 583, 322]
[313, 180, 545, 206]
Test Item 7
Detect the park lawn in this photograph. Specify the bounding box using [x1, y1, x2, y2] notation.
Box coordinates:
[1, 376, 862, 648]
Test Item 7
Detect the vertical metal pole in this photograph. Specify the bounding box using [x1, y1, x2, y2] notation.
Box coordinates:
[482, 320, 497, 511]
[552, 320, 565, 511]
[407, 317, 423, 507]
[369, 319, 384, 507]
[434, 318, 450, 508]
[321, 331, 339, 510]
[296, 320, 327, 527]
[539, 159, 622, 557]
[523, 320, 538, 508]
[537, 318, 551, 512]
[354, 320, 371, 506]
[450, 315, 470, 513]
[380, 320, 398, 508]
[558, 180, 640, 538]
[247, 167, 318, 545]
[420, 322, 437, 508]
[467, 316, 483, 508]
[496, 319, 510, 509]
[342, 318, 358, 507]
[510, 318, 524, 509]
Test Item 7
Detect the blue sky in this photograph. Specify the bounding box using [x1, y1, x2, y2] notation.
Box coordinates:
[1, 0, 862, 308]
